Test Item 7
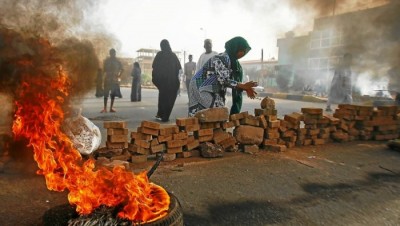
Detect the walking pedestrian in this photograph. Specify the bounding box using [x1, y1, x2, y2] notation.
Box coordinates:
[196, 39, 218, 71]
[130, 62, 142, 102]
[152, 39, 182, 122]
[184, 54, 196, 93]
[101, 48, 123, 113]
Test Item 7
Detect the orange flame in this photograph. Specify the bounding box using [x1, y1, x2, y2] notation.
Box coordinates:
[12, 63, 169, 223]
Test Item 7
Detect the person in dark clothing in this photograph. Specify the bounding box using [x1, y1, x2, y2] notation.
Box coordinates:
[95, 68, 104, 98]
[152, 39, 182, 122]
[131, 62, 142, 102]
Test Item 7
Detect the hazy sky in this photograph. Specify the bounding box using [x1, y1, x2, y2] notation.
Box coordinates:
[95, 0, 302, 61]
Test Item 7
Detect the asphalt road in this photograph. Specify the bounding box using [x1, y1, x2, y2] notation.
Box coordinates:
[2, 88, 400, 226]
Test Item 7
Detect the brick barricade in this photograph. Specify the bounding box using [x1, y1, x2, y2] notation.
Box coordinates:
[93, 99, 400, 168]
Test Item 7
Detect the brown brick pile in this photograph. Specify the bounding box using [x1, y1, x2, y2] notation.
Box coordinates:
[333, 104, 400, 142]
[91, 99, 400, 166]
[300, 108, 332, 146]
[94, 121, 130, 169]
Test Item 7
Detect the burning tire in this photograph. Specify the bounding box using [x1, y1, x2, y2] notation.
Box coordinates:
[145, 193, 184, 226]
[42, 193, 183, 226]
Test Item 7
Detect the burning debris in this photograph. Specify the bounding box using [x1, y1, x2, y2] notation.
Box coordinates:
[0, 14, 170, 226]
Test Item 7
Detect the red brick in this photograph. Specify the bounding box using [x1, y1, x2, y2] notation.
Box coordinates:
[167, 139, 187, 148]
[195, 107, 229, 122]
[107, 134, 128, 143]
[199, 135, 214, 142]
[230, 111, 249, 121]
[158, 135, 173, 143]
[159, 126, 179, 136]
[219, 136, 237, 149]
[221, 121, 236, 129]
[183, 124, 200, 132]
[106, 141, 128, 149]
[176, 151, 192, 158]
[240, 116, 260, 127]
[268, 120, 280, 128]
[141, 120, 161, 130]
[134, 139, 151, 149]
[107, 128, 128, 135]
[140, 127, 159, 136]
[213, 131, 231, 144]
[151, 144, 166, 154]
[185, 140, 200, 151]
[130, 132, 152, 141]
[103, 121, 127, 129]
[301, 108, 323, 115]
[234, 125, 264, 145]
[196, 128, 214, 137]
[176, 117, 199, 126]
[167, 146, 183, 154]
[173, 132, 188, 140]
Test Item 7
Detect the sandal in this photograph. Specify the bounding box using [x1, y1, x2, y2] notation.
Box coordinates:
[100, 109, 107, 113]
[110, 108, 116, 113]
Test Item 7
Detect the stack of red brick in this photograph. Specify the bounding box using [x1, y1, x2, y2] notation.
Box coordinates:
[91, 99, 400, 166]
[95, 121, 131, 168]
[332, 104, 400, 142]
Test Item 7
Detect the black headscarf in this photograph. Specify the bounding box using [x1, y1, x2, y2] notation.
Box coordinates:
[160, 39, 172, 52]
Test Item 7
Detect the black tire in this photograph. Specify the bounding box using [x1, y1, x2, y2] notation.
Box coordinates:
[145, 193, 184, 226]
[42, 203, 78, 226]
[42, 193, 183, 226]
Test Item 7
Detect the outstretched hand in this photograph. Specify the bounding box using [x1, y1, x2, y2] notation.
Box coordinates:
[245, 88, 257, 99]
[240, 81, 258, 99]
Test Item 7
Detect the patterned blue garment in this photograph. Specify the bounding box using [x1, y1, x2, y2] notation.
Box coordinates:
[188, 52, 238, 116]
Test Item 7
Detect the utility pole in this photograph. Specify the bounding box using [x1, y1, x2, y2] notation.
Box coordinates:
[261, 49, 264, 87]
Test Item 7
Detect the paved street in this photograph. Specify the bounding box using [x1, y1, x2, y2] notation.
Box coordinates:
[2, 87, 400, 226]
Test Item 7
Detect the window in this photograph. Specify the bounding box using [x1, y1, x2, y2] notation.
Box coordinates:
[310, 28, 344, 49]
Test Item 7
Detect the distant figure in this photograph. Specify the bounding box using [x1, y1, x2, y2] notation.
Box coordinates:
[152, 39, 182, 122]
[387, 53, 400, 105]
[196, 39, 218, 71]
[101, 48, 123, 113]
[188, 36, 257, 116]
[314, 79, 325, 97]
[130, 62, 142, 102]
[178, 69, 183, 96]
[326, 53, 353, 112]
[95, 68, 104, 98]
[184, 54, 196, 93]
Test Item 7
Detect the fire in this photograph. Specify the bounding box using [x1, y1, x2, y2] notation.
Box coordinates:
[11, 48, 170, 223]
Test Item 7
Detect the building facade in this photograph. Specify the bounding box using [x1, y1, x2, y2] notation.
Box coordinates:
[276, 1, 399, 94]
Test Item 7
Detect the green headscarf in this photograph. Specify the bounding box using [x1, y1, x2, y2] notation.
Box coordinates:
[224, 36, 251, 115]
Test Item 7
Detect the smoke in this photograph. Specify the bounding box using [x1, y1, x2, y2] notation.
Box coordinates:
[281, 0, 399, 95]
[0, 0, 120, 158]
[0, 0, 121, 95]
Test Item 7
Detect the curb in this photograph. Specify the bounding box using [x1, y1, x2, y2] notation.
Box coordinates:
[258, 92, 326, 103]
